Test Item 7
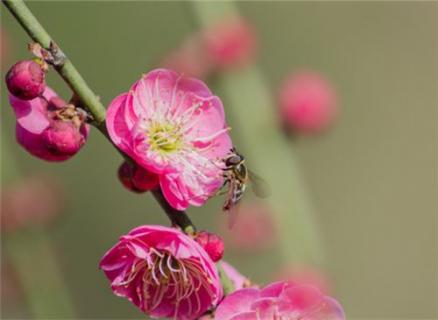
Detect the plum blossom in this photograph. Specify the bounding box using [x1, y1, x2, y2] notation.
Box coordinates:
[99, 225, 222, 320]
[215, 281, 345, 320]
[9, 87, 89, 161]
[279, 71, 338, 134]
[106, 69, 232, 210]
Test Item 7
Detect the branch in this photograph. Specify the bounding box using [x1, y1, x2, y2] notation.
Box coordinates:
[2, 0, 196, 234]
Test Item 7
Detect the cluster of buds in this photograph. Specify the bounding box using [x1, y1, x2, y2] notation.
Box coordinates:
[5, 54, 89, 161]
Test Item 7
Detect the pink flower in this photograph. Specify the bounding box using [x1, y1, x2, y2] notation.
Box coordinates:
[106, 69, 232, 210]
[220, 261, 250, 291]
[202, 17, 257, 70]
[194, 231, 224, 262]
[9, 87, 89, 161]
[6, 60, 46, 100]
[215, 281, 345, 320]
[118, 161, 159, 193]
[219, 202, 277, 252]
[279, 71, 338, 134]
[99, 225, 222, 320]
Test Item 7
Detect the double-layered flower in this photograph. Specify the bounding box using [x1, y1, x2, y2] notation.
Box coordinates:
[99, 225, 222, 320]
[106, 69, 232, 210]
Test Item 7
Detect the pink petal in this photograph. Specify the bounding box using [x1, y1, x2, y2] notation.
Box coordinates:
[214, 288, 260, 320]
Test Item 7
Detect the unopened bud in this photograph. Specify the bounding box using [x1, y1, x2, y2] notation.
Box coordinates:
[5, 60, 46, 100]
[195, 231, 224, 262]
[118, 161, 159, 193]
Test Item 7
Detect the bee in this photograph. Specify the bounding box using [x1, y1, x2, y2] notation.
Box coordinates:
[221, 148, 270, 226]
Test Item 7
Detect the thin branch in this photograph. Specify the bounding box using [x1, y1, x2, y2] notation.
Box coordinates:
[2, 0, 196, 234]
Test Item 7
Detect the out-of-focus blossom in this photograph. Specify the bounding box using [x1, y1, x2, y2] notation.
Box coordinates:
[194, 230, 224, 262]
[1, 176, 64, 232]
[202, 17, 257, 70]
[161, 36, 213, 79]
[279, 71, 338, 134]
[214, 281, 345, 320]
[274, 265, 332, 294]
[8, 87, 89, 161]
[219, 202, 276, 252]
[118, 161, 159, 193]
[6, 60, 46, 100]
[220, 261, 251, 291]
[106, 69, 232, 210]
[99, 225, 222, 320]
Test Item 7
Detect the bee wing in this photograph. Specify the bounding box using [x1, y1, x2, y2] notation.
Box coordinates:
[248, 170, 271, 198]
[225, 202, 241, 229]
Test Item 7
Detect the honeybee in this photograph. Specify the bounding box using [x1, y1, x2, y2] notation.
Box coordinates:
[221, 148, 270, 226]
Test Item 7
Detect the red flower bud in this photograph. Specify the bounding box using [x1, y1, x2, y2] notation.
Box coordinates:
[118, 161, 159, 193]
[194, 230, 224, 262]
[6, 60, 46, 100]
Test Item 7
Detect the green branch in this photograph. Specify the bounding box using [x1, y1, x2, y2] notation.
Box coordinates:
[2, 0, 195, 234]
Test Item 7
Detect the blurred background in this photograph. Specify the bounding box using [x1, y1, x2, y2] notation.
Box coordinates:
[1, 1, 437, 319]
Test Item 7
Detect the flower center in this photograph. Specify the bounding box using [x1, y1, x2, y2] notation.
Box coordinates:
[148, 122, 182, 153]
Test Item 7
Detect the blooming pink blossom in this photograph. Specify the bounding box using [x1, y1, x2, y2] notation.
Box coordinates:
[215, 281, 345, 320]
[219, 202, 277, 252]
[202, 17, 257, 70]
[194, 231, 224, 262]
[106, 69, 232, 210]
[6, 60, 46, 100]
[220, 261, 250, 291]
[118, 161, 159, 193]
[99, 225, 222, 320]
[9, 87, 89, 161]
[279, 71, 338, 134]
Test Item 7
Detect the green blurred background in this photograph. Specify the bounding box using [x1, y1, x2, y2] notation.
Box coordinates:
[1, 1, 437, 319]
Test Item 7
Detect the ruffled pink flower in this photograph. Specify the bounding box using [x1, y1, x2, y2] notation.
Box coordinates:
[9, 87, 89, 161]
[99, 225, 223, 320]
[279, 71, 338, 134]
[215, 281, 345, 320]
[106, 69, 232, 210]
[202, 17, 257, 70]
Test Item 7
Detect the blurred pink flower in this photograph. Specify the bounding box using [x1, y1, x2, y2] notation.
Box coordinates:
[274, 265, 332, 294]
[220, 261, 250, 291]
[219, 202, 276, 252]
[202, 17, 257, 70]
[194, 230, 225, 262]
[279, 71, 338, 134]
[118, 161, 159, 193]
[215, 281, 345, 320]
[161, 36, 213, 79]
[99, 225, 222, 320]
[1, 175, 64, 232]
[106, 69, 232, 210]
[9, 87, 89, 161]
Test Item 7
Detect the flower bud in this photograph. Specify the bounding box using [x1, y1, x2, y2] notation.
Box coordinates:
[118, 161, 159, 193]
[5, 60, 46, 100]
[194, 230, 224, 262]
[42, 120, 86, 156]
[279, 71, 338, 135]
